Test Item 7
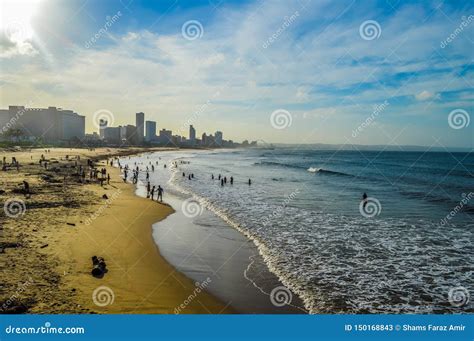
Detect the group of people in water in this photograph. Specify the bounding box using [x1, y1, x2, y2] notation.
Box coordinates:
[117, 157, 165, 202]
[116, 156, 254, 205]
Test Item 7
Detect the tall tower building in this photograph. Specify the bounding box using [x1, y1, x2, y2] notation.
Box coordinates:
[99, 119, 107, 139]
[145, 121, 156, 142]
[215, 131, 223, 146]
[189, 125, 196, 145]
[136, 112, 145, 143]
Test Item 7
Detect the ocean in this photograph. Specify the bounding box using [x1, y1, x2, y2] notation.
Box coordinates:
[121, 148, 473, 314]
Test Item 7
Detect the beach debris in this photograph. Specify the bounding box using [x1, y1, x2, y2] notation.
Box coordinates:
[66, 222, 76, 227]
[102, 194, 108, 199]
[0, 241, 21, 249]
[91, 256, 108, 277]
[40, 244, 49, 249]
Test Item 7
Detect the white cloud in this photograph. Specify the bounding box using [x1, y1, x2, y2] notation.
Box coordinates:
[415, 90, 440, 101]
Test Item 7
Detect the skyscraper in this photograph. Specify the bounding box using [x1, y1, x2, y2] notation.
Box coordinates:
[145, 121, 156, 142]
[215, 131, 223, 146]
[99, 119, 107, 139]
[189, 125, 196, 145]
[135, 112, 145, 143]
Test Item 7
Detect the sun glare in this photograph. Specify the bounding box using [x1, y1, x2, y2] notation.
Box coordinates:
[1, 0, 42, 42]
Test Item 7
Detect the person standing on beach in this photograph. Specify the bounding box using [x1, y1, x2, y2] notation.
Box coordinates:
[218, 174, 221, 180]
[23, 181, 30, 197]
[248, 179, 251, 185]
[362, 192, 368, 208]
[150, 186, 155, 200]
[147, 182, 151, 198]
[157, 186, 163, 202]
[107, 174, 110, 184]
[221, 178, 224, 186]
[224, 176, 227, 184]
[212, 174, 214, 180]
[230, 176, 233, 185]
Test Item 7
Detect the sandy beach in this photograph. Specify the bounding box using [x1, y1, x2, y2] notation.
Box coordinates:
[0, 148, 231, 314]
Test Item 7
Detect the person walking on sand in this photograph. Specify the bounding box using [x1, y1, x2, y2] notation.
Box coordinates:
[157, 185, 163, 202]
[107, 174, 110, 184]
[150, 186, 155, 200]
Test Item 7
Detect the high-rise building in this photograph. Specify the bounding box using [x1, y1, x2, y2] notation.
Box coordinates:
[158, 129, 172, 145]
[145, 121, 156, 142]
[135, 112, 145, 143]
[99, 119, 107, 139]
[121, 125, 139, 145]
[0, 106, 85, 141]
[189, 125, 196, 145]
[103, 126, 122, 144]
[215, 131, 223, 146]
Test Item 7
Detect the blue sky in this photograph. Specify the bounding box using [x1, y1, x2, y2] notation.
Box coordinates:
[0, 0, 473, 148]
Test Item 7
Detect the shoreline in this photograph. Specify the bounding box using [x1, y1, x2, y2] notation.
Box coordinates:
[121, 151, 307, 314]
[0, 147, 232, 314]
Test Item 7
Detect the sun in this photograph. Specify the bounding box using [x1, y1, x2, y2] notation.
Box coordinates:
[1, 0, 42, 43]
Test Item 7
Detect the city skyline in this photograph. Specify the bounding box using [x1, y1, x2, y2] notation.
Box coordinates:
[0, 0, 472, 148]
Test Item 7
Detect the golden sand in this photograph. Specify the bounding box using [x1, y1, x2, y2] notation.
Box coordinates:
[0, 148, 231, 314]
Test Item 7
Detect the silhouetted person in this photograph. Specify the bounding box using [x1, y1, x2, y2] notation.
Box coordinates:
[157, 186, 163, 202]
[150, 186, 155, 200]
[183, 172, 185, 177]
[362, 192, 368, 208]
[211, 174, 214, 180]
[218, 174, 221, 180]
[248, 179, 251, 185]
[230, 176, 233, 185]
[107, 174, 110, 184]
[224, 176, 227, 184]
[23, 181, 30, 197]
[221, 179, 224, 186]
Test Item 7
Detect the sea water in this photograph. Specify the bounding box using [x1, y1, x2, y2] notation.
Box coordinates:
[123, 148, 473, 314]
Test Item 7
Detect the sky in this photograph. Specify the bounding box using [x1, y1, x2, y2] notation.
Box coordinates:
[0, 0, 473, 148]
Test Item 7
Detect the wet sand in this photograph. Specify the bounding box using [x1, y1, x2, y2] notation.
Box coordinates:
[0, 147, 231, 314]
